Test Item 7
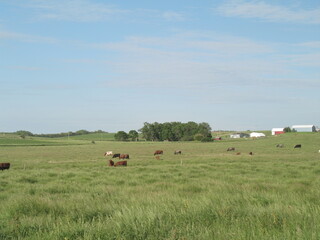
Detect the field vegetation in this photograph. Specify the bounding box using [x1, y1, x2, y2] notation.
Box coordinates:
[0, 132, 320, 239]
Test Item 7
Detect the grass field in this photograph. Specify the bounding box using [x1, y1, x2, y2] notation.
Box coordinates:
[0, 133, 320, 239]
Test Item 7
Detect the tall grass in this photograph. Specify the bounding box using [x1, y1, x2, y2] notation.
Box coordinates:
[0, 133, 320, 239]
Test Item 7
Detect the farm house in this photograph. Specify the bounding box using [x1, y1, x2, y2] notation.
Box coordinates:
[271, 128, 285, 135]
[291, 125, 316, 132]
[250, 132, 266, 138]
[230, 133, 250, 138]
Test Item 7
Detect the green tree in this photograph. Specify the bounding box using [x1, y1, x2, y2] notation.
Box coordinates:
[139, 122, 152, 141]
[76, 129, 90, 135]
[128, 130, 139, 141]
[198, 122, 212, 136]
[201, 133, 213, 142]
[284, 127, 291, 133]
[16, 130, 33, 137]
[114, 131, 129, 141]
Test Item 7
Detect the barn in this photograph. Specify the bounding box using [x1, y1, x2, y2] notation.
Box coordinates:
[291, 125, 316, 132]
[271, 128, 285, 135]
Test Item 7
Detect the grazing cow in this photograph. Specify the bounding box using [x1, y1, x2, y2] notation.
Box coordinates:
[155, 156, 161, 160]
[276, 144, 284, 148]
[115, 161, 127, 167]
[104, 151, 113, 156]
[174, 150, 182, 155]
[0, 163, 10, 171]
[236, 152, 241, 155]
[112, 153, 121, 158]
[119, 154, 130, 159]
[249, 152, 253, 155]
[227, 147, 235, 151]
[108, 160, 114, 166]
[154, 150, 163, 155]
[294, 144, 302, 149]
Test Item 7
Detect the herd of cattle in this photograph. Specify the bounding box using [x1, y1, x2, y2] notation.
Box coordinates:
[0, 143, 307, 171]
[103, 143, 304, 167]
[104, 150, 182, 167]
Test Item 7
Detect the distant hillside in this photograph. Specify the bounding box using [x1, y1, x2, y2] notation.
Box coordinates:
[58, 132, 115, 141]
[0, 134, 78, 146]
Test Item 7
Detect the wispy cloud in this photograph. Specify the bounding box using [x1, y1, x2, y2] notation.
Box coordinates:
[162, 11, 185, 21]
[23, 0, 129, 22]
[0, 30, 58, 43]
[295, 41, 320, 48]
[86, 32, 301, 90]
[217, 0, 320, 24]
[11, 0, 187, 23]
[7, 65, 43, 71]
[80, 30, 320, 95]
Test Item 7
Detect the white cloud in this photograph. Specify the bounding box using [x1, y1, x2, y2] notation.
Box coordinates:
[217, 0, 320, 24]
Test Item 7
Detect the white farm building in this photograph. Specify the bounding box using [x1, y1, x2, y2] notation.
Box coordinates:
[230, 133, 250, 138]
[250, 132, 266, 138]
[291, 125, 316, 132]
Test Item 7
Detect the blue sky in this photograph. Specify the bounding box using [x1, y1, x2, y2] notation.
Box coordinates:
[1, 0, 319, 133]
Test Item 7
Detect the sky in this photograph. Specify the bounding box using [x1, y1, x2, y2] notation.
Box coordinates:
[0, 0, 319, 133]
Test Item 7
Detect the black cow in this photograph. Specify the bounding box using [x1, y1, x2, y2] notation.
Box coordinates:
[112, 153, 121, 158]
[294, 144, 302, 149]
[0, 163, 10, 171]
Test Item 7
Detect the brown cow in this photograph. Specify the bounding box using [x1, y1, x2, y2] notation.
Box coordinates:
[0, 163, 10, 171]
[119, 154, 129, 159]
[154, 150, 163, 155]
[236, 152, 241, 155]
[249, 152, 253, 155]
[115, 161, 127, 167]
[108, 160, 114, 166]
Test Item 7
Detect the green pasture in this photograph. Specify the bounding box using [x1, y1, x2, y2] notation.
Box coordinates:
[0, 133, 320, 239]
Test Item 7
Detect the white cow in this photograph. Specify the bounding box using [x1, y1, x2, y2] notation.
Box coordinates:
[104, 151, 113, 156]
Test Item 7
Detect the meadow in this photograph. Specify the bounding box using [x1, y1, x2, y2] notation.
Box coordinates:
[0, 133, 320, 239]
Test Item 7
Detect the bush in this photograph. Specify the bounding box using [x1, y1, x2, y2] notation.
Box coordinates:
[194, 134, 204, 141]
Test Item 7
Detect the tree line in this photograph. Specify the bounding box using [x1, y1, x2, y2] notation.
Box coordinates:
[138, 121, 212, 142]
[15, 130, 107, 138]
